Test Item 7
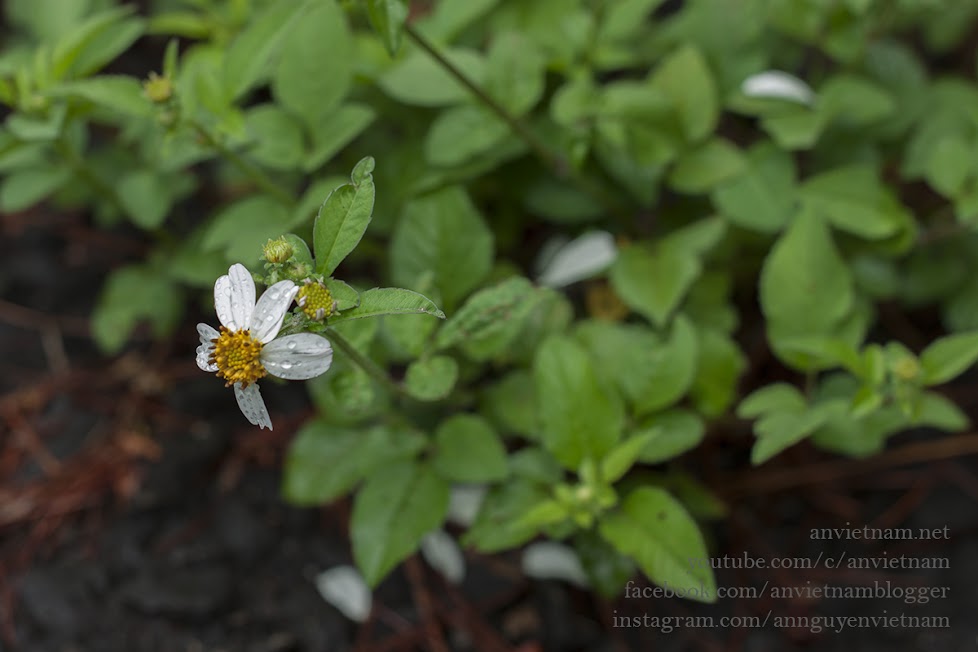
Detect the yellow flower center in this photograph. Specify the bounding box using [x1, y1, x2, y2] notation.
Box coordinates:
[296, 281, 334, 320]
[209, 326, 267, 388]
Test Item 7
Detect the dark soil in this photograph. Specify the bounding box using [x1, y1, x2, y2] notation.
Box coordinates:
[3, 211, 978, 652]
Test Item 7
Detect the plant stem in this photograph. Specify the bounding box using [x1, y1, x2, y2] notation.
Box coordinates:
[189, 120, 295, 207]
[326, 326, 408, 398]
[403, 24, 626, 217]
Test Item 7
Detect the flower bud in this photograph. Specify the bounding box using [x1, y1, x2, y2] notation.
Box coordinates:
[262, 237, 294, 264]
[143, 72, 174, 103]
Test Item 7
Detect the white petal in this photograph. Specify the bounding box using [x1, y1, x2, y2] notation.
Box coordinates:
[537, 231, 618, 288]
[521, 542, 589, 588]
[227, 263, 256, 331]
[420, 530, 465, 584]
[315, 566, 372, 623]
[250, 280, 298, 343]
[447, 485, 487, 527]
[233, 382, 272, 430]
[741, 70, 815, 105]
[196, 342, 216, 372]
[213, 274, 235, 329]
[261, 333, 333, 380]
[197, 322, 218, 345]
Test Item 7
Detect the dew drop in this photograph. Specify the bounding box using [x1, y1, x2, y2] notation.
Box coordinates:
[287, 341, 297, 350]
[280, 361, 293, 370]
[224, 285, 233, 297]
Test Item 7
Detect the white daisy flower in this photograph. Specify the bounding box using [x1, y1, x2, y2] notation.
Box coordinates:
[196, 263, 333, 430]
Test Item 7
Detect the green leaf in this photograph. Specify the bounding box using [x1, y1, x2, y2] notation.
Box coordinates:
[273, 0, 353, 128]
[690, 327, 747, 418]
[434, 276, 536, 350]
[798, 165, 910, 240]
[91, 265, 181, 354]
[283, 421, 425, 505]
[533, 335, 625, 469]
[326, 278, 360, 312]
[378, 49, 486, 107]
[737, 383, 806, 418]
[390, 186, 493, 309]
[463, 480, 549, 552]
[6, 0, 91, 41]
[244, 104, 304, 171]
[223, 0, 301, 100]
[481, 370, 538, 439]
[914, 392, 968, 431]
[48, 76, 152, 117]
[637, 409, 705, 464]
[117, 170, 171, 229]
[759, 208, 854, 367]
[713, 142, 797, 233]
[924, 138, 973, 198]
[314, 157, 375, 275]
[329, 288, 445, 324]
[351, 460, 449, 586]
[51, 7, 144, 80]
[304, 103, 376, 172]
[751, 401, 844, 465]
[404, 355, 458, 401]
[610, 244, 700, 327]
[203, 195, 291, 266]
[599, 487, 716, 603]
[919, 331, 978, 386]
[0, 167, 69, 212]
[601, 432, 657, 484]
[484, 31, 545, 115]
[650, 45, 718, 142]
[432, 414, 508, 483]
[574, 531, 636, 599]
[365, 0, 408, 55]
[668, 138, 745, 194]
[575, 318, 698, 416]
[424, 105, 510, 167]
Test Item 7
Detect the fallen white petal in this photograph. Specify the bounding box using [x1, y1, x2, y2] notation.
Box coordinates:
[315, 565, 372, 623]
[420, 530, 465, 584]
[447, 485, 487, 527]
[537, 231, 618, 288]
[250, 280, 298, 343]
[521, 542, 589, 588]
[262, 333, 333, 380]
[227, 263, 256, 332]
[233, 382, 272, 430]
[741, 70, 815, 105]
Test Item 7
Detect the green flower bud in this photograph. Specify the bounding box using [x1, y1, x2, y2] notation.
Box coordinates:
[262, 237, 294, 264]
[143, 72, 174, 103]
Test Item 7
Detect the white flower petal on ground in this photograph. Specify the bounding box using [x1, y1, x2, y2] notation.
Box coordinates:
[250, 280, 298, 343]
[233, 382, 272, 430]
[521, 542, 590, 588]
[315, 566, 372, 623]
[447, 485, 487, 527]
[420, 530, 465, 584]
[261, 333, 333, 380]
[741, 70, 815, 105]
[537, 231, 618, 288]
[227, 263, 256, 330]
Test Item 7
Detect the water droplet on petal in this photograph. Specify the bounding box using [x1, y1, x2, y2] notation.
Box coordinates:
[280, 361, 293, 370]
[224, 286, 232, 296]
[287, 341, 297, 350]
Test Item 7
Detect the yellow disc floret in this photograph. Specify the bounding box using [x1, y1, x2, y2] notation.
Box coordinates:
[296, 279, 335, 321]
[209, 326, 267, 388]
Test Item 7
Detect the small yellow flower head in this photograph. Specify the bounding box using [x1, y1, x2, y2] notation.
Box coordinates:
[143, 72, 174, 103]
[892, 355, 920, 382]
[262, 237, 294, 264]
[296, 278, 336, 321]
[209, 326, 267, 388]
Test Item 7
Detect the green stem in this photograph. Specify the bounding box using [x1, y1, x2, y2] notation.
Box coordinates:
[403, 24, 627, 219]
[326, 326, 408, 398]
[190, 120, 295, 207]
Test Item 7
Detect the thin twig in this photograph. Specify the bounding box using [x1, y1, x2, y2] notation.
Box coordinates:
[722, 433, 978, 498]
[405, 556, 451, 652]
[325, 326, 410, 398]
